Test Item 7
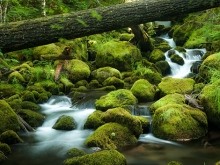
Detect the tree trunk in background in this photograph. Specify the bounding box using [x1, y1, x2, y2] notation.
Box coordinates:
[0, 0, 219, 53]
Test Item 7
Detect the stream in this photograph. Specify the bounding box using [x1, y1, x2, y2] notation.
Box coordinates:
[3, 34, 220, 165]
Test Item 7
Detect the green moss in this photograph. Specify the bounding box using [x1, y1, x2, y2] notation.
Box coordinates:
[88, 80, 102, 89]
[84, 110, 105, 129]
[0, 130, 23, 144]
[131, 79, 156, 102]
[64, 149, 126, 165]
[0, 143, 11, 155]
[63, 59, 91, 82]
[199, 80, 220, 126]
[170, 54, 184, 65]
[149, 49, 165, 63]
[8, 71, 26, 83]
[7, 98, 22, 111]
[155, 60, 171, 76]
[198, 52, 220, 83]
[95, 40, 142, 71]
[150, 93, 185, 114]
[0, 100, 20, 133]
[91, 67, 122, 83]
[134, 116, 150, 133]
[53, 115, 76, 130]
[158, 77, 195, 96]
[0, 83, 24, 98]
[21, 101, 41, 111]
[66, 148, 86, 158]
[35, 80, 60, 95]
[167, 161, 183, 165]
[0, 151, 7, 163]
[152, 104, 207, 140]
[21, 91, 36, 102]
[95, 89, 137, 111]
[103, 77, 124, 89]
[119, 33, 134, 41]
[85, 123, 137, 150]
[18, 109, 44, 127]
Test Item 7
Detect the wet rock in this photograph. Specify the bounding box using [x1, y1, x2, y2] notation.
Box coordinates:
[53, 115, 76, 130]
[66, 148, 86, 158]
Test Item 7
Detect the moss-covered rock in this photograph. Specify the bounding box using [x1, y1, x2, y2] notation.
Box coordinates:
[63, 59, 91, 82]
[149, 49, 165, 63]
[199, 80, 220, 127]
[85, 123, 137, 150]
[150, 93, 185, 114]
[95, 40, 142, 71]
[18, 109, 44, 127]
[8, 71, 26, 83]
[152, 104, 208, 140]
[66, 148, 86, 158]
[21, 101, 41, 111]
[95, 89, 137, 111]
[75, 80, 89, 88]
[84, 110, 105, 129]
[170, 54, 184, 65]
[0, 100, 20, 133]
[131, 79, 156, 102]
[167, 161, 183, 165]
[88, 80, 102, 89]
[64, 149, 126, 165]
[0, 143, 11, 155]
[198, 52, 220, 83]
[103, 77, 124, 89]
[0, 130, 23, 144]
[21, 90, 36, 102]
[91, 67, 122, 83]
[53, 115, 76, 130]
[34, 80, 61, 95]
[0, 151, 7, 163]
[155, 60, 171, 76]
[119, 33, 134, 41]
[134, 116, 150, 133]
[0, 84, 23, 98]
[102, 107, 143, 136]
[158, 77, 195, 96]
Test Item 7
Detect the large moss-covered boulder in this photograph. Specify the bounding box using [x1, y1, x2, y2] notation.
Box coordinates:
[0, 130, 23, 144]
[53, 115, 76, 130]
[155, 60, 171, 76]
[85, 123, 137, 150]
[103, 77, 124, 89]
[95, 41, 142, 71]
[150, 93, 185, 114]
[64, 149, 127, 165]
[91, 67, 122, 83]
[18, 109, 44, 127]
[102, 107, 143, 136]
[199, 80, 220, 127]
[149, 49, 165, 63]
[158, 77, 195, 96]
[63, 59, 91, 82]
[95, 89, 137, 111]
[198, 52, 220, 83]
[0, 100, 20, 134]
[152, 104, 208, 140]
[131, 79, 156, 102]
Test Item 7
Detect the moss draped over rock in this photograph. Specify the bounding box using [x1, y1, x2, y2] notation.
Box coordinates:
[0, 130, 23, 144]
[158, 77, 195, 96]
[95, 40, 142, 71]
[85, 122, 137, 150]
[64, 149, 127, 165]
[0, 100, 20, 134]
[150, 93, 185, 114]
[84, 110, 105, 129]
[53, 115, 76, 130]
[152, 104, 208, 141]
[131, 79, 156, 102]
[95, 89, 137, 111]
[199, 79, 220, 127]
[149, 49, 165, 63]
[63, 59, 91, 82]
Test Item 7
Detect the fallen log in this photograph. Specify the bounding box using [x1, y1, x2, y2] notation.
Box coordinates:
[0, 0, 219, 53]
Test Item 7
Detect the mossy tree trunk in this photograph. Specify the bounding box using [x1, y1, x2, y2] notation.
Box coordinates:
[0, 0, 219, 53]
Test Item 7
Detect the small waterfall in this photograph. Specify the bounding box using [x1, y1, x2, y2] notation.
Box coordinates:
[160, 34, 206, 78]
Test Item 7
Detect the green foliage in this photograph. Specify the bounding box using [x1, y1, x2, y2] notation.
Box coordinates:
[76, 18, 88, 27]
[90, 10, 102, 21]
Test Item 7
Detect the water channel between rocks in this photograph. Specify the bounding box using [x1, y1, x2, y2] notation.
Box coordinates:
[3, 35, 220, 165]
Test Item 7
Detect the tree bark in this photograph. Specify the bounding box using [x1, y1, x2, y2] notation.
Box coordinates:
[0, 0, 219, 53]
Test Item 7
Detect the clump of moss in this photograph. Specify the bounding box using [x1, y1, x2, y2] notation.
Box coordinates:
[21, 101, 41, 111]
[152, 104, 207, 140]
[0, 130, 23, 144]
[95, 89, 137, 111]
[167, 161, 183, 165]
[66, 148, 86, 158]
[0, 84, 24, 98]
[103, 77, 124, 89]
[149, 49, 165, 63]
[53, 115, 76, 130]
[0, 143, 11, 155]
[84, 110, 105, 129]
[85, 123, 137, 150]
[131, 79, 156, 102]
[158, 77, 195, 96]
[0, 100, 20, 133]
[8, 71, 26, 83]
[64, 149, 127, 165]
[169, 54, 184, 65]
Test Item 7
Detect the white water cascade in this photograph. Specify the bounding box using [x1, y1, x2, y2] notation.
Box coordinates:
[160, 33, 206, 78]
